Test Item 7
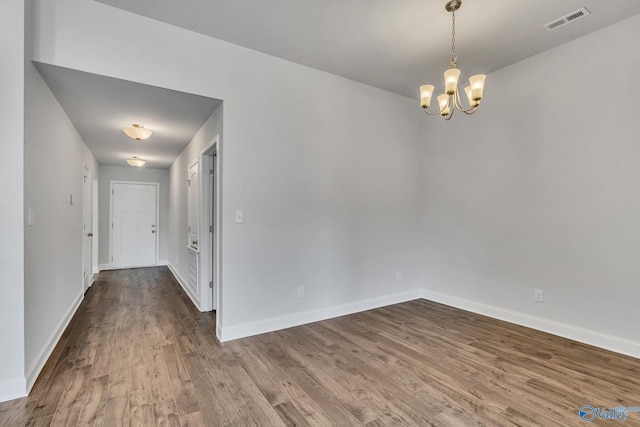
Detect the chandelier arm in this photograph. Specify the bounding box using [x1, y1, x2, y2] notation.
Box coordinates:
[444, 94, 454, 120]
[422, 97, 451, 116]
[452, 90, 477, 114]
[422, 108, 444, 116]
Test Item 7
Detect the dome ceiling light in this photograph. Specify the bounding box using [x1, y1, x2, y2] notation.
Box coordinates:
[126, 156, 146, 167]
[123, 123, 153, 141]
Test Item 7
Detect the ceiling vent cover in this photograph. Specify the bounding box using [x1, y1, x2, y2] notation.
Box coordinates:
[544, 7, 590, 31]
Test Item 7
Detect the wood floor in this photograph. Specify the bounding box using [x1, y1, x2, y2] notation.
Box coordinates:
[1, 267, 639, 426]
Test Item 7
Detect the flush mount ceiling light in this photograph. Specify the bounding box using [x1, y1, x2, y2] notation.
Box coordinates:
[419, 0, 486, 120]
[123, 123, 153, 141]
[126, 156, 146, 167]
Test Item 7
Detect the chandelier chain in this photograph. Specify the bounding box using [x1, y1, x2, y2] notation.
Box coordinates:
[450, 10, 457, 68]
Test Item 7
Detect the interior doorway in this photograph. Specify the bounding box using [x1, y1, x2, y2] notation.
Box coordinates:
[110, 181, 159, 268]
[200, 136, 221, 317]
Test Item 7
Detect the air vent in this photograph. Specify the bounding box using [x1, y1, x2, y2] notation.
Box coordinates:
[544, 7, 590, 31]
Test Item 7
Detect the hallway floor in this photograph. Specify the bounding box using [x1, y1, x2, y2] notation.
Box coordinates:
[1, 267, 640, 426]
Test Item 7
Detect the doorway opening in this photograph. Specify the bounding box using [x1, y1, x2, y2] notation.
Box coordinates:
[200, 136, 221, 334]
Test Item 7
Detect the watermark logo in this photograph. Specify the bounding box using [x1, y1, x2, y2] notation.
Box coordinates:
[579, 405, 640, 423]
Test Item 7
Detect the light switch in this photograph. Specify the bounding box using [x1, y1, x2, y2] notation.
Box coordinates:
[235, 210, 244, 224]
[28, 208, 36, 226]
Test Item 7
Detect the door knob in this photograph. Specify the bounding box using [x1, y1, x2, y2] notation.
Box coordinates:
[152, 230, 156, 234]
[87, 233, 93, 237]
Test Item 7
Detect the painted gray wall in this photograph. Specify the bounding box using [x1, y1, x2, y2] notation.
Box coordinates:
[420, 13, 640, 343]
[24, 61, 100, 387]
[0, 0, 26, 400]
[98, 166, 170, 266]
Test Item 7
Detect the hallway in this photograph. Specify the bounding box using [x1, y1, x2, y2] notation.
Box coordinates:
[2, 267, 640, 426]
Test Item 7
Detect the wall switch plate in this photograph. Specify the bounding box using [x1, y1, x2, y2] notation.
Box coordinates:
[534, 289, 544, 303]
[298, 286, 305, 298]
[235, 210, 244, 224]
[396, 272, 402, 281]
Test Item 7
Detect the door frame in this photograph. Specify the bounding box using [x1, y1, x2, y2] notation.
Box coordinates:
[92, 179, 99, 275]
[82, 164, 92, 292]
[109, 180, 160, 269]
[199, 135, 221, 322]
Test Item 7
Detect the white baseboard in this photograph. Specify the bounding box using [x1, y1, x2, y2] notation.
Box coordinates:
[0, 377, 27, 403]
[92, 265, 100, 274]
[99, 263, 111, 271]
[157, 259, 168, 266]
[219, 289, 423, 342]
[421, 290, 640, 360]
[25, 291, 84, 393]
[167, 262, 201, 310]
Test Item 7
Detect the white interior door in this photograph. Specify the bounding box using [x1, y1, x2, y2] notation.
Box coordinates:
[112, 182, 158, 268]
[82, 166, 92, 291]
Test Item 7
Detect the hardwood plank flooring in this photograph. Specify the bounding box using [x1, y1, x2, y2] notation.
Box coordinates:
[1, 267, 639, 426]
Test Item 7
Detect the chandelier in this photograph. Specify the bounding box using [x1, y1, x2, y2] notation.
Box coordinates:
[420, 0, 486, 120]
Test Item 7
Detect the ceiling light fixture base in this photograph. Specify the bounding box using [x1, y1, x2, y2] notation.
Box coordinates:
[445, 0, 461, 13]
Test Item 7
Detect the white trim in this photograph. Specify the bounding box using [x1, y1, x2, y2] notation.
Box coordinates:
[99, 263, 111, 271]
[157, 259, 168, 266]
[0, 377, 26, 403]
[219, 289, 423, 342]
[91, 179, 99, 277]
[110, 180, 160, 269]
[421, 290, 640, 360]
[92, 266, 100, 274]
[25, 291, 84, 393]
[168, 262, 201, 310]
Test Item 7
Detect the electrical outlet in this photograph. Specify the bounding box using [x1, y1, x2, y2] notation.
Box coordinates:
[298, 286, 305, 298]
[534, 289, 544, 303]
[396, 272, 402, 281]
[235, 210, 244, 224]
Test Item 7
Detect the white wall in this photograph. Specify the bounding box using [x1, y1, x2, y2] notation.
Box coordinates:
[0, 0, 26, 402]
[169, 105, 222, 308]
[23, 58, 100, 391]
[98, 165, 170, 267]
[420, 14, 640, 356]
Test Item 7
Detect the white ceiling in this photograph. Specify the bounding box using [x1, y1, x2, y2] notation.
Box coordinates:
[35, 63, 222, 169]
[95, 0, 640, 99]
